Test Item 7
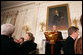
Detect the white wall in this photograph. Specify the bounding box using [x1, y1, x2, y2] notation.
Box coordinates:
[1, 1, 82, 54]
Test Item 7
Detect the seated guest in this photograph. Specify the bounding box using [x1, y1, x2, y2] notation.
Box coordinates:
[1, 23, 20, 55]
[63, 26, 79, 54]
[20, 32, 37, 55]
[19, 37, 24, 45]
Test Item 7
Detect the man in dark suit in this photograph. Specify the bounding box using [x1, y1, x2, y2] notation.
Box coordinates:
[45, 25, 63, 54]
[52, 25, 63, 40]
[52, 25, 63, 54]
[1, 23, 20, 55]
[63, 26, 79, 54]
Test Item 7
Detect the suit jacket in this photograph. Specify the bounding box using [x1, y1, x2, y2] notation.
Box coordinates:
[1, 35, 20, 55]
[20, 40, 37, 55]
[63, 36, 75, 54]
[58, 31, 63, 40]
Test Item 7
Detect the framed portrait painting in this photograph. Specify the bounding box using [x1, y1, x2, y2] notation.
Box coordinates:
[46, 4, 71, 31]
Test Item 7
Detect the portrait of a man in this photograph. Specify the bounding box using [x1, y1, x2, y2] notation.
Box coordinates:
[52, 9, 61, 26]
[47, 4, 71, 30]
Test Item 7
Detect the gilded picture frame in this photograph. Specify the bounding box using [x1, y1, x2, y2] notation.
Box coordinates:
[46, 4, 71, 31]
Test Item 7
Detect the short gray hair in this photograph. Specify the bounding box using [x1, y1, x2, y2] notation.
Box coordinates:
[1, 23, 15, 36]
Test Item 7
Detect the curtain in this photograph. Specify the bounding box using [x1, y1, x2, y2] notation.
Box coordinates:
[1, 10, 19, 25]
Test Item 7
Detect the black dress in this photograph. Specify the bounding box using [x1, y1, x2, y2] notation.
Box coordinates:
[20, 40, 37, 55]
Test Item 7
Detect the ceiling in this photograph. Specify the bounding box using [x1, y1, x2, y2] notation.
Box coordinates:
[1, 1, 34, 9]
[1, 1, 47, 10]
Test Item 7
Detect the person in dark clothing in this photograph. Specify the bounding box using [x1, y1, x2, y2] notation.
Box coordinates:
[10, 36, 14, 41]
[1, 23, 20, 55]
[20, 32, 37, 55]
[45, 25, 63, 54]
[53, 25, 63, 54]
[52, 25, 63, 40]
[63, 26, 79, 54]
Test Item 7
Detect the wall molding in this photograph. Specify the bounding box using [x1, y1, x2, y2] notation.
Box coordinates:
[1, 2, 35, 11]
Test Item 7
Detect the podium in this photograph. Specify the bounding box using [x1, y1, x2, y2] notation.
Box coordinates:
[44, 31, 59, 54]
